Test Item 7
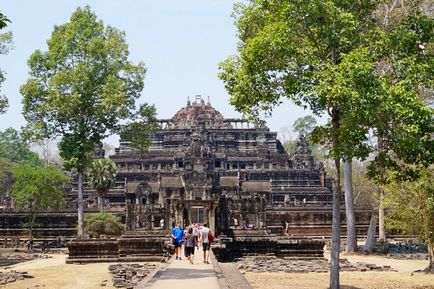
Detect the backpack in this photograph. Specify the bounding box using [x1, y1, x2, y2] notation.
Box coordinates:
[208, 229, 214, 243]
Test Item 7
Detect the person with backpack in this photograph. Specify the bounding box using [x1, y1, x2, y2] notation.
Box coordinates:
[199, 222, 213, 264]
[171, 221, 184, 260]
[184, 227, 198, 264]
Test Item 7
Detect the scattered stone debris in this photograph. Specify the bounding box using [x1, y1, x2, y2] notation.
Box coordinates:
[387, 253, 429, 260]
[235, 257, 397, 273]
[108, 263, 157, 288]
[0, 252, 51, 267]
[0, 270, 33, 285]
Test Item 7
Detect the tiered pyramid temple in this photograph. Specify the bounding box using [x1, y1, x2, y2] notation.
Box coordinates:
[1, 96, 371, 240]
[103, 95, 337, 235]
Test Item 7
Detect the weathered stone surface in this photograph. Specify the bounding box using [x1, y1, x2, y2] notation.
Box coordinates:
[0, 271, 33, 285]
[66, 229, 172, 263]
[235, 257, 398, 273]
[108, 263, 156, 288]
[213, 229, 325, 261]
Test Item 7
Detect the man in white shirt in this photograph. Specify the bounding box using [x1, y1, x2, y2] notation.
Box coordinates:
[199, 223, 210, 264]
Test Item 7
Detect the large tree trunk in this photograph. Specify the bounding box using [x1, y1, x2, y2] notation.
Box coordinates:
[344, 159, 357, 253]
[330, 159, 341, 289]
[329, 106, 341, 289]
[378, 188, 386, 241]
[363, 211, 377, 254]
[77, 170, 85, 238]
[428, 242, 433, 271]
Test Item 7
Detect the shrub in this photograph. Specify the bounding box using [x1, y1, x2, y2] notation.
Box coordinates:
[84, 213, 124, 238]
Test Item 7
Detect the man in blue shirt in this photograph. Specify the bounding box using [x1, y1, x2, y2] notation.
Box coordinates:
[171, 221, 184, 260]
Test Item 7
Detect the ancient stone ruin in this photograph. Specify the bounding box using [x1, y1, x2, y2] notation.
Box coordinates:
[2, 96, 372, 259]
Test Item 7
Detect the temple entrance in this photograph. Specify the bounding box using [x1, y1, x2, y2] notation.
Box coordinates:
[191, 206, 205, 224]
[182, 207, 189, 227]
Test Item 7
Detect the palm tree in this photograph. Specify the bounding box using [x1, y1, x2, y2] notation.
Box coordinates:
[87, 159, 117, 212]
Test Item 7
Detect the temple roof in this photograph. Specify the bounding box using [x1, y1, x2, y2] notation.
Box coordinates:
[171, 95, 224, 123]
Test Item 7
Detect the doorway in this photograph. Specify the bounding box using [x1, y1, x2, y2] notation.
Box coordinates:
[191, 206, 205, 224]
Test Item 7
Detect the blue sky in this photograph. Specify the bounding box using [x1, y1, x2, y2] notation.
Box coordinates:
[1, 0, 316, 145]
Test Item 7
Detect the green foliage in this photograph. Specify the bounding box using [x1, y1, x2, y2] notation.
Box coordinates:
[84, 213, 124, 238]
[20, 6, 147, 171]
[87, 159, 117, 198]
[0, 128, 43, 167]
[0, 12, 10, 29]
[0, 157, 14, 198]
[0, 25, 12, 114]
[220, 0, 433, 181]
[12, 165, 68, 210]
[120, 103, 160, 155]
[292, 116, 317, 137]
[351, 161, 377, 207]
[11, 165, 68, 237]
[384, 167, 434, 245]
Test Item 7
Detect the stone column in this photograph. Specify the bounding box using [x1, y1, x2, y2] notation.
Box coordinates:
[208, 203, 216, 232]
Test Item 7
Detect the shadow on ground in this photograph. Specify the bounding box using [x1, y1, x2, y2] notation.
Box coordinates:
[157, 268, 216, 280]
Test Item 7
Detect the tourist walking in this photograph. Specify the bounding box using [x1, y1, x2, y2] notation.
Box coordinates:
[171, 221, 184, 260]
[199, 223, 212, 264]
[184, 227, 198, 264]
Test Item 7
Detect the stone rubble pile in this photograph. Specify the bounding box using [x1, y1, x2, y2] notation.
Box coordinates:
[236, 257, 397, 273]
[0, 252, 51, 267]
[387, 253, 428, 260]
[0, 270, 33, 285]
[108, 263, 157, 288]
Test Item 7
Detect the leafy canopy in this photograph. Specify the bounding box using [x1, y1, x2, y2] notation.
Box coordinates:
[219, 0, 433, 178]
[292, 115, 316, 137]
[0, 128, 42, 167]
[120, 103, 160, 155]
[87, 158, 117, 197]
[219, 0, 379, 161]
[20, 6, 147, 171]
[385, 167, 434, 244]
[0, 12, 10, 29]
[11, 165, 68, 211]
[0, 11, 12, 114]
[84, 213, 124, 238]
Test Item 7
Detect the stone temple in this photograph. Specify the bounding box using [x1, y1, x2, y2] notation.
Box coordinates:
[1, 95, 371, 244]
[106, 95, 334, 235]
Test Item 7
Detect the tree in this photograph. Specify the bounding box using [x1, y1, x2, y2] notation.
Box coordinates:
[0, 128, 43, 167]
[84, 212, 124, 238]
[366, 1, 434, 242]
[384, 167, 434, 271]
[121, 103, 159, 155]
[0, 128, 43, 199]
[11, 165, 68, 240]
[20, 6, 146, 238]
[0, 12, 10, 29]
[292, 115, 317, 137]
[87, 159, 117, 212]
[219, 2, 379, 287]
[0, 157, 14, 198]
[0, 12, 12, 114]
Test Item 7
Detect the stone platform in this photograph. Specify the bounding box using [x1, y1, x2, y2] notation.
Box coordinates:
[212, 229, 325, 262]
[66, 229, 173, 264]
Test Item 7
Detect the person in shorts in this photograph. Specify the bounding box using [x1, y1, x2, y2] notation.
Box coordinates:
[171, 221, 184, 260]
[184, 227, 198, 264]
[199, 223, 210, 264]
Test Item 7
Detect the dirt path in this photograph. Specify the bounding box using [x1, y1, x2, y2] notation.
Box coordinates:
[244, 253, 434, 289]
[0, 254, 115, 289]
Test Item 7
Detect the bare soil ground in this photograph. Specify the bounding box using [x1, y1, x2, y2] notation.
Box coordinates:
[1, 251, 433, 289]
[244, 252, 434, 289]
[0, 254, 116, 289]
